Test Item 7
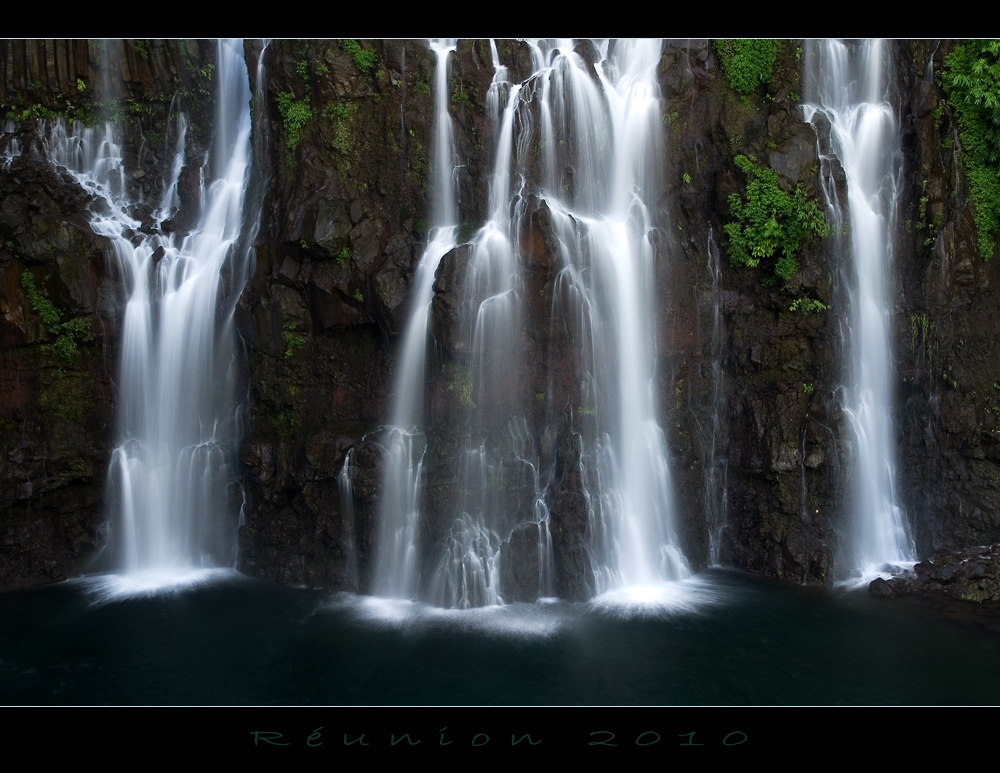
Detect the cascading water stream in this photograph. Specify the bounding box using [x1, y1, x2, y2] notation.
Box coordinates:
[538, 39, 690, 592]
[374, 40, 458, 599]
[38, 40, 256, 583]
[424, 44, 527, 609]
[389, 39, 691, 607]
[803, 39, 915, 576]
[2, 120, 22, 164]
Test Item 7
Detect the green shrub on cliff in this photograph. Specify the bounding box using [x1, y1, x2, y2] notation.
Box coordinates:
[942, 39, 1000, 259]
[276, 92, 311, 150]
[714, 39, 781, 94]
[344, 40, 376, 74]
[724, 154, 828, 283]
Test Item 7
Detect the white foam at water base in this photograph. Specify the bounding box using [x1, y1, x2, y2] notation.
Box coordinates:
[79, 568, 240, 604]
[589, 576, 727, 618]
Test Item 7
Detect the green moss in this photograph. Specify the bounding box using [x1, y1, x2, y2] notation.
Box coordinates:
[20, 271, 90, 361]
[275, 91, 312, 151]
[942, 39, 1000, 259]
[724, 154, 828, 284]
[269, 407, 299, 439]
[337, 246, 351, 265]
[714, 39, 782, 95]
[282, 323, 305, 359]
[323, 102, 353, 156]
[20, 272, 61, 329]
[445, 364, 476, 409]
[414, 81, 431, 95]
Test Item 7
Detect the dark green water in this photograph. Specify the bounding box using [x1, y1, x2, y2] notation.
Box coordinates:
[1, 568, 997, 705]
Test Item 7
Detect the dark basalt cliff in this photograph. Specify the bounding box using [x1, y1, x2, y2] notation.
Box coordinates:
[0, 40, 219, 587]
[1, 39, 998, 602]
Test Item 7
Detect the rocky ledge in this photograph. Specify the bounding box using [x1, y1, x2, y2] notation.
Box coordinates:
[870, 543, 1000, 602]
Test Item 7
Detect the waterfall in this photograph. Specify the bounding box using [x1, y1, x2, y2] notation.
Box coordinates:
[422, 39, 527, 609]
[374, 39, 458, 599]
[538, 39, 690, 591]
[40, 40, 256, 579]
[375, 39, 690, 607]
[803, 39, 915, 575]
[2, 119, 22, 164]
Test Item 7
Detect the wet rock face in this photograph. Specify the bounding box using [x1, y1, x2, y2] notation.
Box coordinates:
[869, 544, 1000, 602]
[0, 40, 219, 591]
[916, 545, 1000, 602]
[892, 40, 1000, 559]
[429, 244, 473, 358]
[0, 155, 116, 588]
[500, 521, 541, 602]
[5, 39, 1000, 604]
[548, 432, 596, 601]
[235, 40, 501, 589]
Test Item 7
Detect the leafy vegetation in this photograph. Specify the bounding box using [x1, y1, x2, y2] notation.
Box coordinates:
[282, 323, 305, 359]
[20, 271, 90, 361]
[323, 102, 353, 155]
[942, 39, 1000, 259]
[724, 154, 828, 283]
[714, 39, 782, 95]
[4, 96, 98, 125]
[445, 364, 476, 409]
[344, 40, 376, 74]
[789, 297, 830, 314]
[276, 92, 311, 150]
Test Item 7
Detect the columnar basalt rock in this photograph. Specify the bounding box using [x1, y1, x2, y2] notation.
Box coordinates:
[892, 40, 1000, 563]
[3, 40, 1000, 602]
[0, 39, 218, 590]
